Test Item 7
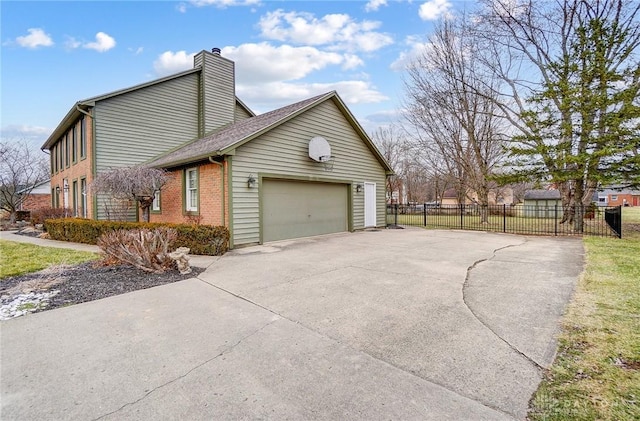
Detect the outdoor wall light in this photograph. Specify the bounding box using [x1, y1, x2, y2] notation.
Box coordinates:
[355, 183, 363, 193]
[55, 186, 61, 194]
[247, 174, 257, 188]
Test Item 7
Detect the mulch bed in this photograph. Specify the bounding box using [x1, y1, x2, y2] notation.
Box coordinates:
[1, 262, 204, 313]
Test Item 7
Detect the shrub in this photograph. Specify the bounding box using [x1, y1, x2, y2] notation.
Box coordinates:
[97, 228, 177, 273]
[31, 208, 73, 225]
[43, 219, 229, 255]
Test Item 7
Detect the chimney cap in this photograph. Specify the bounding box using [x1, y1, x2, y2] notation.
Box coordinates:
[211, 47, 221, 55]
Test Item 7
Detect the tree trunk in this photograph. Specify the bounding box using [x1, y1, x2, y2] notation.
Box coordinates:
[139, 197, 154, 223]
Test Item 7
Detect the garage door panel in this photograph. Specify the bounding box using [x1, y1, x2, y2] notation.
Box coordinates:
[263, 180, 348, 242]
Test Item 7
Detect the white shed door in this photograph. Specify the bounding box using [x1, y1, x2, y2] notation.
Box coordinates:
[364, 182, 376, 227]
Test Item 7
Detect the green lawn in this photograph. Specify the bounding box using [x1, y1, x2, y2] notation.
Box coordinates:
[528, 207, 640, 420]
[388, 210, 618, 237]
[0, 240, 98, 279]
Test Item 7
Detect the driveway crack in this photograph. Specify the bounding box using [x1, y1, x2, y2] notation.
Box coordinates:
[462, 239, 545, 371]
[197, 276, 517, 420]
[92, 318, 278, 421]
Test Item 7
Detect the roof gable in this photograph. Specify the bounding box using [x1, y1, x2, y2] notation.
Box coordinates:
[41, 68, 252, 150]
[147, 91, 393, 173]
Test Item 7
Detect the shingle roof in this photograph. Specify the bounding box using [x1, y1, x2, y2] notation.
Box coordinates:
[524, 189, 561, 200]
[147, 92, 334, 168]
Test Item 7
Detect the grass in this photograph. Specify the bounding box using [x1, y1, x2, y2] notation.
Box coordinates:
[0, 240, 98, 279]
[528, 207, 640, 420]
[388, 206, 619, 237]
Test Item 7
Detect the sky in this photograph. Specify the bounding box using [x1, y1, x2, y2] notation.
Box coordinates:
[1, 0, 477, 149]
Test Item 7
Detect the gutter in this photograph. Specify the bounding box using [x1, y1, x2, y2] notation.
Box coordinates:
[208, 156, 225, 226]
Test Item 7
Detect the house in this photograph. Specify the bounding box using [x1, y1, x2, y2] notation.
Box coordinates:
[523, 189, 563, 217]
[17, 179, 51, 212]
[596, 187, 640, 207]
[43, 48, 392, 248]
[440, 186, 514, 206]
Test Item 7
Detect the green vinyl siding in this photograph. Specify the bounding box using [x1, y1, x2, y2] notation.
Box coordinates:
[200, 53, 235, 134]
[93, 73, 199, 220]
[234, 102, 252, 122]
[231, 99, 387, 246]
[94, 73, 199, 172]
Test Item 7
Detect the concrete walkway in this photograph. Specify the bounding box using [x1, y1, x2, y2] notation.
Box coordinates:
[0, 229, 584, 420]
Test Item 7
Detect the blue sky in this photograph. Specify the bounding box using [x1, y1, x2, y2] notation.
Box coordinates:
[1, 0, 476, 148]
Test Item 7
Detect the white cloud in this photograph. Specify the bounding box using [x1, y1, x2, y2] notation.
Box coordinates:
[129, 46, 144, 55]
[64, 36, 81, 50]
[153, 50, 196, 76]
[0, 124, 52, 144]
[190, 0, 260, 7]
[390, 36, 433, 71]
[365, 0, 388, 12]
[222, 43, 357, 83]
[236, 80, 388, 111]
[152, 43, 381, 110]
[419, 0, 453, 21]
[83, 32, 116, 52]
[359, 109, 402, 133]
[15, 28, 54, 49]
[342, 54, 364, 70]
[176, 3, 187, 13]
[258, 10, 393, 52]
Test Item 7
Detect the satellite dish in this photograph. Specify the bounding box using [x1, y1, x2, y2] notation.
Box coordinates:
[308, 136, 332, 162]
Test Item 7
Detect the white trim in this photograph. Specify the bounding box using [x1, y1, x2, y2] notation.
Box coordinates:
[364, 182, 376, 227]
[185, 167, 198, 212]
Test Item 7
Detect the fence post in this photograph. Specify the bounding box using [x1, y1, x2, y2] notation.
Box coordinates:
[503, 204, 506, 233]
[460, 204, 464, 229]
[394, 203, 398, 226]
[423, 203, 427, 226]
[554, 204, 558, 236]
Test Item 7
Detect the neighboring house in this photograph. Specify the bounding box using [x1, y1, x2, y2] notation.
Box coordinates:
[18, 179, 51, 211]
[596, 187, 640, 207]
[523, 189, 563, 218]
[440, 187, 514, 206]
[43, 48, 393, 248]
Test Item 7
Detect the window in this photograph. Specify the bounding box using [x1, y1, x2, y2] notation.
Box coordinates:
[80, 178, 87, 218]
[185, 168, 198, 212]
[57, 142, 61, 172]
[611, 195, 618, 201]
[50, 145, 58, 174]
[72, 180, 78, 216]
[64, 134, 70, 168]
[72, 125, 77, 163]
[80, 117, 87, 159]
[152, 190, 161, 212]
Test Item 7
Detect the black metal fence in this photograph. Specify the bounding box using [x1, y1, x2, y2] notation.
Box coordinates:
[386, 204, 622, 238]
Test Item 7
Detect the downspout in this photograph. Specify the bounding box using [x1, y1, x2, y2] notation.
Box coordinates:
[208, 156, 225, 226]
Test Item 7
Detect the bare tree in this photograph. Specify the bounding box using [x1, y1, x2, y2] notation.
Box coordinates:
[0, 141, 48, 222]
[90, 166, 169, 223]
[371, 126, 408, 203]
[403, 17, 506, 222]
[475, 0, 640, 230]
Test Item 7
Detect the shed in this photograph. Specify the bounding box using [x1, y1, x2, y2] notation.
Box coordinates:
[523, 189, 563, 218]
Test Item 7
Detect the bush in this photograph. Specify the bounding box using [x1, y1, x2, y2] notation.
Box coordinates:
[31, 208, 73, 225]
[43, 218, 229, 255]
[97, 228, 177, 273]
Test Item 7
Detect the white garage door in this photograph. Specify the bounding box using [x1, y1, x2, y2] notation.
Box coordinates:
[262, 180, 348, 242]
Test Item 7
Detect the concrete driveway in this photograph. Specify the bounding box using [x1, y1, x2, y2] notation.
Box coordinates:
[1, 229, 583, 420]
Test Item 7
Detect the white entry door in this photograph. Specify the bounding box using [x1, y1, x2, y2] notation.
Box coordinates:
[364, 182, 376, 227]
